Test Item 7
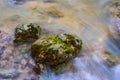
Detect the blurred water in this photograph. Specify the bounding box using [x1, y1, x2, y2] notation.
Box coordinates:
[40, 55, 113, 80]
[0, 0, 120, 80]
[113, 64, 120, 80]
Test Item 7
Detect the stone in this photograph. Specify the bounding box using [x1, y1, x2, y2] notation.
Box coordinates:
[31, 33, 82, 66]
[13, 23, 41, 45]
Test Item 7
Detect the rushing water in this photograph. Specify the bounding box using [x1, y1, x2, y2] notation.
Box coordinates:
[0, 0, 120, 80]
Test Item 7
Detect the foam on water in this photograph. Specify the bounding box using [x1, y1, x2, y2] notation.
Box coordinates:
[113, 64, 120, 80]
[40, 54, 114, 80]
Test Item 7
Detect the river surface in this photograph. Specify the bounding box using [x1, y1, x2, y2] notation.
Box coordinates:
[0, 0, 120, 80]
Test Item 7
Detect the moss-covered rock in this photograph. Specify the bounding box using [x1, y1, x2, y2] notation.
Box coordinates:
[31, 33, 82, 66]
[13, 23, 41, 45]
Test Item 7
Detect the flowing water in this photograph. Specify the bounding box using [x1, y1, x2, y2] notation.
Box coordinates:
[0, 0, 120, 80]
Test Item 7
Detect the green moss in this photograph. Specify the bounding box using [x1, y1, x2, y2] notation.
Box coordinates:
[13, 23, 41, 45]
[31, 33, 82, 66]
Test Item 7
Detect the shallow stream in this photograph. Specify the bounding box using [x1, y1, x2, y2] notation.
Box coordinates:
[0, 0, 120, 80]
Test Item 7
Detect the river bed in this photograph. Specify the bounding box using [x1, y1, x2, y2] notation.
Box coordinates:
[0, 0, 120, 80]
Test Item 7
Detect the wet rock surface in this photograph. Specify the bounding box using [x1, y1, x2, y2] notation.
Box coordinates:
[109, 2, 120, 18]
[31, 33, 82, 67]
[102, 51, 120, 67]
[51, 61, 77, 74]
[108, 1, 120, 47]
[13, 23, 41, 45]
[109, 1, 120, 36]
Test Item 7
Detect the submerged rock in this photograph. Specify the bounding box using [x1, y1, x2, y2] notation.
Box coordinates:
[0, 68, 19, 79]
[109, 2, 120, 18]
[13, 23, 41, 45]
[31, 33, 82, 66]
[108, 2, 120, 47]
[51, 61, 77, 74]
[109, 1, 120, 35]
[46, 7, 64, 18]
[103, 51, 120, 67]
